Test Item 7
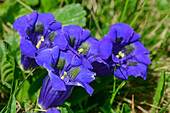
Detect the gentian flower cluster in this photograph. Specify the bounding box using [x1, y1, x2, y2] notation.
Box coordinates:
[98, 23, 151, 80]
[13, 11, 151, 112]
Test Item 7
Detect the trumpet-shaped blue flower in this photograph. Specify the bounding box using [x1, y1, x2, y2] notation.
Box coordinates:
[98, 23, 151, 79]
[13, 11, 62, 70]
[38, 75, 73, 111]
[36, 47, 95, 95]
[36, 46, 95, 110]
[52, 25, 105, 70]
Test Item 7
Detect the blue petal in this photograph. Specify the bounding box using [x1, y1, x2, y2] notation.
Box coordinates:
[71, 55, 82, 66]
[66, 82, 94, 96]
[85, 37, 99, 58]
[80, 82, 94, 96]
[63, 25, 90, 49]
[53, 32, 69, 50]
[35, 49, 52, 66]
[49, 72, 66, 91]
[46, 108, 60, 113]
[82, 57, 93, 69]
[60, 50, 75, 66]
[129, 32, 141, 43]
[37, 13, 55, 29]
[109, 23, 134, 44]
[98, 36, 113, 59]
[20, 38, 36, 57]
[35, 46, 59, 67]
[13, 15, 29, 32]
[76, 73, 95, 83]
[81, 29, 91, 42]
[38, 76, 51, 107]
[107, 27, 117, 43]
[50, 46, 60, 65]
[49, 21, 62, 31]
[27, 11, 38, 27]
[63, 25, 82, 39]
[21, 53, 37, 70]
[114, 66, 128, 80]
[133, 41, 151, 65]
[39, 76, 73, 110]
[92, 61, 114, 76]
[75, 66, 95, 83]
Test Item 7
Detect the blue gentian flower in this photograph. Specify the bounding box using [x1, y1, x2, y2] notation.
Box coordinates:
[37, 47, 95, 111]
[98, 23, 151, 79]
[36, 47, 95, 95]
[38, 76, 73, 112]
[52, 25, 105, 69]
[13, 11, 62, 70]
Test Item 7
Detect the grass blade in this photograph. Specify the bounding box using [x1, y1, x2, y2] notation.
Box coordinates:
[152, 69, 166, 113]
[5, 94, 16, 113]
[110, 80, 127, 105]
[119, 0, 129, 22]
[130, 0, 147, 27]
[158, 102, 170, 113]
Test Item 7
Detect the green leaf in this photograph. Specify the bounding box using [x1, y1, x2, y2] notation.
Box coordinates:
[1, 53, 15, 85]
[60, 103, 74, 113]
[22, 0, 39, 6]
[4, 34, 20, 53]
[116, 106, 121, 113]
[16, 79, 30, 103]
[158, 102, 170, 113]
[0, 106, 7, 113]
[1, 2, 21, 24]
[28, 69, 47, 102]
[6, 94, 16, 113]
[152, 69, 166, 113]
[4, 34, 21, 65]
[0, 40, 7, 65]
[24, 102, 31, 110]
[40, 0, 59, 12]
[0, 0, 16, 17]
[53, 4, 87, 27]
[157, 0, 170, 10]
[0, 81, 10, 98]
[121, 103, 131, 113]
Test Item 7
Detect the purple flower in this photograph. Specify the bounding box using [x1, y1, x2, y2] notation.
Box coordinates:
[98, 23, 151, 79]
[37, 47, 95, 110]
[36, 47, 95, 95]
[38, 76, 73, 111]
[52, 25, 105, 70]
[13, 11, 62, 70]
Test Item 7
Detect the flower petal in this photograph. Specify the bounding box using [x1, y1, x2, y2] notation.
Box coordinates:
[49, 72, 66, 91]
[133, 41, 151, 65]
[71, 55, 82, 66]
[49, 21, 62, 31]
[114, 66, 128, 80]
[66, 82, 94, 96]
[27, 11, 38, 27]
[35, 46, 59, 67]
[98, 36, 113, 59]
[21, 53, 37, 70]
[53, 32, 69, 50]
[109, 23, 134, 44]
[13, 15, 29, 32]
[20, 38, 36, 57]
[46, 108, 60, 113]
